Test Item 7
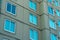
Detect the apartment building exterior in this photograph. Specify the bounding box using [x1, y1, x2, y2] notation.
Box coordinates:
[0, 0, 60, 40]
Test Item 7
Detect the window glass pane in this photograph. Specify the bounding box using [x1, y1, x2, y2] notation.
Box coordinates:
[49, 19, 53, 27]
[7, 3, 11, 12]
[29, 1, 36, 11]
[58, 21, 60, 27]
[49, 19, 56, 29]
[30, 29, 33, 40]
[10, 21, 15, 32]
[54, 1, 59, 6]
[48, 6, 53, 15]
[4, 19, 10, 31]
[32, 2, 36, 11]
[29, 13, 37, 25]
[29, 14, 33, 23]
[50, 34, 57, 40]
[34, 30, 38, 40]
[30, 29, 38, 40]
[56, 10, 60, 16]
[33, 15, 37, 25]
[12, 5, 16, 14]
[48, 0, 52, 3]
[29, 1, 32, 9]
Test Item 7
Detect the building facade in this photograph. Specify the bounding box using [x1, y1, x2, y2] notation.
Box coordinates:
[0, 0, 60, 40]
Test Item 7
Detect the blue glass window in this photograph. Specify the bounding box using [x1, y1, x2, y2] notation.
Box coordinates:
[54, 0, 59, 6]
[33, 15, 37, 25]
[30, 29, 38, 40]
[29, 13, 37, 25]
[50, 33, 57, 40]
[56, 10, 60, 16]
[4, 19, 15, 33]
[12, 5, 16, 14]
[48, 6, 54, 15]
[6, 3, 16, 14]
[34, 30, 38, 40]
[30, 29, 33, 40]
[29, 14, 33, 23]
[7, 3, 11, 12]
[58, 20, 60, 27]
[10, 21, 15, 32]
[55, 1, 58, 6]
[49, 19, 56, 29]
[29, 0, 37, 11]
[48, 0, 52, 3]
[4, 19, 10, 31]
